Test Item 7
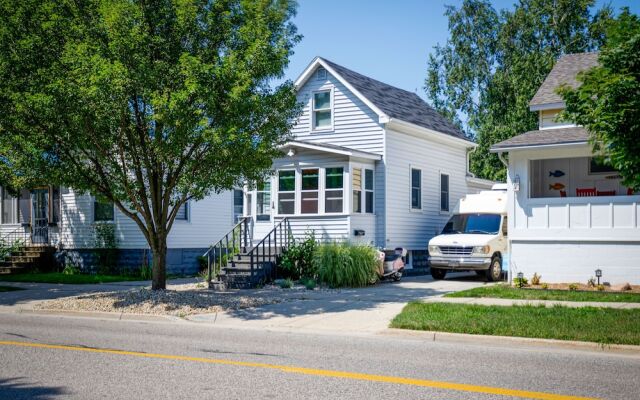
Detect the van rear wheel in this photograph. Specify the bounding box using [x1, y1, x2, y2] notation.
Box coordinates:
[431, 268, 447, 280]
[485, 256, 502, 282]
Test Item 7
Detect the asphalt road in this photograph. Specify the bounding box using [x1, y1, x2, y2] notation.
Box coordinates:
[1, 313, 639, 400]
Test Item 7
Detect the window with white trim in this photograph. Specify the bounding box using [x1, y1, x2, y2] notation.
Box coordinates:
[301, 169, 319, 214]
[312, 90, 331, 129]
[411, 168, 421, 210]
[1, 188, 17, 224]
[364, 169, 374, 213]
[278, 170, 296, 214]
[440, 173, 449, 212]
[352, 168, 362, 213]
[256, 181, 271, 221]
[325, 167, 343, 213]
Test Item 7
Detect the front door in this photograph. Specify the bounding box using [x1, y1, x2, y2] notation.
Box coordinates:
[31, 189, 49, 244]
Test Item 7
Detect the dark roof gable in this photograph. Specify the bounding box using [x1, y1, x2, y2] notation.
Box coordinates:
[319, 58, 466, 140]
[529, 52, 599, 108]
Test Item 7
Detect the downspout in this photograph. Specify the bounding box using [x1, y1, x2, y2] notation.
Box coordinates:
[498, 151, 508, 168]
[466, 147, 477, 177]
[497, 150, 511, 283]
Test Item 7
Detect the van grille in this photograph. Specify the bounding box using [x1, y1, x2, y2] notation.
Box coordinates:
[438, 246, 473, 256]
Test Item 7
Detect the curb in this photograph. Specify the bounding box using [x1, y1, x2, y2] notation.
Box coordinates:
[382, 328, 640, 355]
[14, 308, 179, 322]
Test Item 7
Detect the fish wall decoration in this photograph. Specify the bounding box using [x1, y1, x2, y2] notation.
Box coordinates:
[549, 170, 565, 177]
[549, 183, 566, 191]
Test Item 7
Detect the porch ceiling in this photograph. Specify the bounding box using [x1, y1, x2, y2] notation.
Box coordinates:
[490, 127, 589, 152]
[281, 140, 382, 161]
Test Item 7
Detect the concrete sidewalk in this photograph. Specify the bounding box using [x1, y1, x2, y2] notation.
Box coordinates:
[425, 296, 640, 309]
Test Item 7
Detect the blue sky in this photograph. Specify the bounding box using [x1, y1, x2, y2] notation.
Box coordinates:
[283, 1, 639, 100]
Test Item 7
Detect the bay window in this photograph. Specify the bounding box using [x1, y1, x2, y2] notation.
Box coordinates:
[325, 167, 344, 213]
[278, 170, 296, 214]
[301, 169, 319, 214]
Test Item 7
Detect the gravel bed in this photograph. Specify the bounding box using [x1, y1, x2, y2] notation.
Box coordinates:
[33, 283, 294, 316]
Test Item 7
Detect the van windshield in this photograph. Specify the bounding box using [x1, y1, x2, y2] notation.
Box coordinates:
[442, 214, 501, 235]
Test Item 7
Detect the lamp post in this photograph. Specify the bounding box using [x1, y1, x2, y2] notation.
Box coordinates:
[595, 269, 602, 286]
[517, 272, 524, 288]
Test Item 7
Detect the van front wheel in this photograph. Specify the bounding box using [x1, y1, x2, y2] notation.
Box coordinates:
[485, 256, 502, 282]
[431, 268, 447, 280]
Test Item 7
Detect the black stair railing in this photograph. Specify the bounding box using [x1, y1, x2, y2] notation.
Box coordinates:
[204, 217, 252, 286]
[0, 227, 31, 262]
[246, 218, 292, 281]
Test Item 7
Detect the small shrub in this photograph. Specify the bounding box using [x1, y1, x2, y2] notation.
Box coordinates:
[597, 284, 605, 291]
[278, 278, 294, 289]
[62, 264, 80, 275]
[587, 277, 596, 288]
[304, 279, 317, 290]
[622, 282, 632, 291]
[531, 273, 541, 286]
[569, 283, 579, 291]
[198, 269, 210, 282]
[280, 231, 317, 280]
[513, 277, 528, 287]
[196, 256, 208, 272]
[139, 263, 152, 280]
[315, 242, 378, 288]
[541, 282, 549, 290]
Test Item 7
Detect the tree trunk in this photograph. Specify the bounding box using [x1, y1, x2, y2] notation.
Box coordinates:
[151, 236, 168, 290]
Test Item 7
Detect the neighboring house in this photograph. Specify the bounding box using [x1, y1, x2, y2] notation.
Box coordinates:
[0, 57, 493, 274]
[241, 57, 493, 269]
[491, 52, 640, 284]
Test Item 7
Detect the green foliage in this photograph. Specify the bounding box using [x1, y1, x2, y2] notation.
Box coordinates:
[277, 278, 294, 289]
[531, 273, 541, 286]
[62, 264, 80, 275]
[139, 263, 152, 281]
[314, 242, 378, 288]
[196, 256, 208, 272]
[0, 272, 140, 284]
[446, 284, 640, 302]
[569, 283, 580, 291]
[426, 0, 612, 180]
[279, 231, 317, 280]
[559, 9, 640, 190]
[0, 0, 301, 290]
[0, 237, 23, 261]
[513, 276, 529, 287]
[597, 284, 606, 291]
[303, 278, 316, 290]
[541, 283, 549, 290]
[197, 268, 210, 283]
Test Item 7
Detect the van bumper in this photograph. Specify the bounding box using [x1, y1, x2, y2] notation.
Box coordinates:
[428, 256, 491, 270]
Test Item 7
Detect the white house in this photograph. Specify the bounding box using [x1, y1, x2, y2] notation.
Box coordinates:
[0, 57, 492, 275]
[491, 52, 640, 285]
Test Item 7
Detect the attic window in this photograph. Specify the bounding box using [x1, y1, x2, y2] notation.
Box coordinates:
[316, 67, 327, 80]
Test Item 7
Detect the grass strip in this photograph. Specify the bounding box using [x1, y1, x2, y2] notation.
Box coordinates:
[0, 273, 142, 285]
[391, 302, 640, 345]
[445, 284, 640, 303]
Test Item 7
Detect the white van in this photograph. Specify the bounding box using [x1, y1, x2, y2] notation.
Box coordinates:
[428, 186, 508, 281]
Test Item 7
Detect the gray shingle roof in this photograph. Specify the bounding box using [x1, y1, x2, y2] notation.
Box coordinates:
[320, 58, 467, 140]
[490, 127, 589, 151]
[529, 52, 599, 108]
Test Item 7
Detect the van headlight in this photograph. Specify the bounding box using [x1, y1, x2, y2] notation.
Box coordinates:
[472, 245, 490, 255]
[428, 245, 441, 255]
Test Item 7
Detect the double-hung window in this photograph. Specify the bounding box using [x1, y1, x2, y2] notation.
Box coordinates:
[233, 189, 244, 222]
[256, 181, 271, 221]
[301, 169, 319, 214]
[278, 170, 296, 214]
[312, 90, 332, 130]
[94, 198, 114, 222]
[325, 167, 344, 213]
[352, 168, 362, 213]
[1, 188, 17, 224]
[364, 169, 374, 213]
[440, 173, 449, 212]
[411, 168, 422, 210]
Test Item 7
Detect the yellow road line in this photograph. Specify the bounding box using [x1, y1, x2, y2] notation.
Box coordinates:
[0, 340, 598, 400]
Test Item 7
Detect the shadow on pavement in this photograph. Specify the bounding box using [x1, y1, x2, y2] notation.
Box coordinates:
[0, 377, 68, 399]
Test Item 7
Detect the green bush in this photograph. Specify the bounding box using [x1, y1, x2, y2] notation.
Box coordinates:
[277, 278, 294, 289]
[62, 264, 80, 275]
[513, 276, 528, 287]
[280, 231, 317, 280]
[302, 278, 316, 290]
[139, 263, 152, 280]
[315, 242, 378, 288]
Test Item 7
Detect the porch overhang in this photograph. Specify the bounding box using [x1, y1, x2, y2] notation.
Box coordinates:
[280, 140, 382, 161]
[490, 127, 589, 152]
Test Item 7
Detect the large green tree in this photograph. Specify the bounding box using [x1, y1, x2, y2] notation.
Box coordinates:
[560, 9, 640, 190]
[0, 0, 301, 289]
[426, 0, 612, 180]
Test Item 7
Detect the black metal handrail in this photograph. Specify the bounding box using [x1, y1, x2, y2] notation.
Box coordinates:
[0, 227, 31, 261]
[204, 217, 252, 285]
[246, 218, 292, 280]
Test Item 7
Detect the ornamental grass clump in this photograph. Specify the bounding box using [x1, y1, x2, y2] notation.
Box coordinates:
[315, 242, 379, 288]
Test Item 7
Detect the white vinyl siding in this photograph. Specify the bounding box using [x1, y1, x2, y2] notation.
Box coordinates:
[539, 109, 575, 129]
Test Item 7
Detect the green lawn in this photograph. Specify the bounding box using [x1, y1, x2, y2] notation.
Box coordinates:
[445, 284, 640, 303]
[0, 273, 143, 285]
[391, 302, 640, 345]
[0, 285, 24, 292]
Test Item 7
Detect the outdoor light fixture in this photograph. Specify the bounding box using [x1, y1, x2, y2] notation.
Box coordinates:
[287, 148, 296, 157]
[513, 175, 520, 192]
[595, 269, 602, 285]
[517, 272, 524, 288]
